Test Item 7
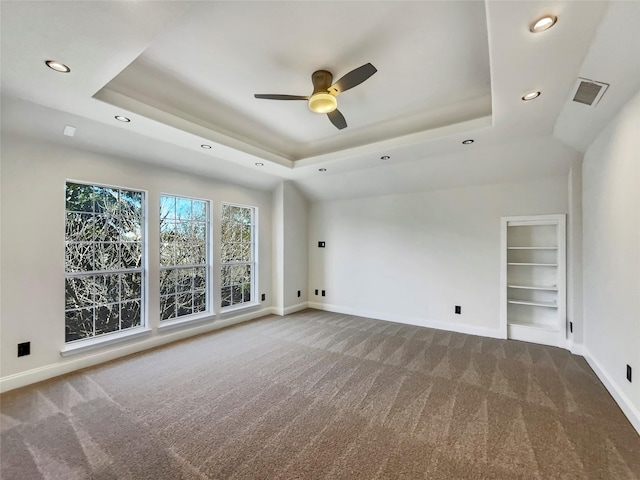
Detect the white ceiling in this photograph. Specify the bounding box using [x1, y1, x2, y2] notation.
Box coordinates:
[553, 1, 640, 152]
[96, 1, 492, 161]
[1, 1, 638, 201]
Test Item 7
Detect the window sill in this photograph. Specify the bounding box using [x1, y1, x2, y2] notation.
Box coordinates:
[220, 301, 261, 315]
[61, 327, 152, 357]
[158, 312, 215, 331]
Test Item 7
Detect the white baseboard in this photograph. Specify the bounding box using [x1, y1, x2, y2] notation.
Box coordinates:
[569, 341, 585, 356]
[507, 323, 562, 348]
[0, 307, 275, 394]
[308, 302, 503, 339]
[272, 302, 309, 316]
[583, 347, 640, 435]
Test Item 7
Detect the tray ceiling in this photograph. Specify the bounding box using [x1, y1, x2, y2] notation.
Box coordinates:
[94, 1, 491, 160]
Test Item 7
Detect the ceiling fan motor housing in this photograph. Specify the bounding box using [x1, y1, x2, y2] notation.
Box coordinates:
[311, 70, 334, 94]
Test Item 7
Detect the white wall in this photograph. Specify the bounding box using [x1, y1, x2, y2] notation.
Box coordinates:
[582, 90, 640, 432]
[567, 164, 584, 346]
[0, 134, 273, 389]
[272, 182, 285, 312]
[272, 181, 309, 315]
[308, 175, 569, 336]
[282, 182, 309, 311]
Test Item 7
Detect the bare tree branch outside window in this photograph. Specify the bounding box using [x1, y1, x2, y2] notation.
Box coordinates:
[64, 183, 144, 342]
[159, 195, 209, 321]
[221, 204, 255, 308]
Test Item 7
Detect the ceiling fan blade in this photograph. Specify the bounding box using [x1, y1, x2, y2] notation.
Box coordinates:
[329, 63, 377, 95]
[254, 94, 308, 100]
[327, 109, 347, 130]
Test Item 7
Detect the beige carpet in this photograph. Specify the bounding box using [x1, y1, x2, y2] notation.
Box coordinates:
[2, 309, 639, 479]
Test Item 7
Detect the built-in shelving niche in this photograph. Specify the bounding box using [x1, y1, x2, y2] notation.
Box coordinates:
[500, 215, 566, 347]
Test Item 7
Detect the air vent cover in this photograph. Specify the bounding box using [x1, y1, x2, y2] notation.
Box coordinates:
[572, 78, 609, 106]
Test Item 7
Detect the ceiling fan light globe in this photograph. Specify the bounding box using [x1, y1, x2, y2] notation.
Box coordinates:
[308, 93, 337, 113]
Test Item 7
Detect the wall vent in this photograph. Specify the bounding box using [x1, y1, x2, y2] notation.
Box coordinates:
[572, 78, 609, 106]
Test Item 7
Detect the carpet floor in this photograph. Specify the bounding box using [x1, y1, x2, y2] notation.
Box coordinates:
[1, 309, 639, 479]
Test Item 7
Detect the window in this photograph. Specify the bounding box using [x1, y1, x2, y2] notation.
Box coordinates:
[160, 195, 209, 321]
[65, 182, 144, 342]
[220, 204, 256, 308]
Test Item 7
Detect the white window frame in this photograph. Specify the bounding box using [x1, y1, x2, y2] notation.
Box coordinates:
[63, 180, 147, 350]
[220, 202, 258, 312]
[159, 194, 212, 326]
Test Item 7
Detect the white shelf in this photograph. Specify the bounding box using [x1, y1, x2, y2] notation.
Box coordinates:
[507, 262, 558, 266]
[507, 322, 561, 347]
[508, 285, 558, 291]
[507, 299, 557, 308]
[501, 214, 566, 348]
[507, 319, 558, 332]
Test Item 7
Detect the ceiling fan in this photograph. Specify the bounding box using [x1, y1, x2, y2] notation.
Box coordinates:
[254, 63, 377, 130]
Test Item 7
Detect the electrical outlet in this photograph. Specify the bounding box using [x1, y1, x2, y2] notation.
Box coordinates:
[18, 342, 30, 357]
[297, 290, 301, 297]
[570, 321, 573, 333]
[627, 365, 632, 383]
[261, 293, 266, 301]
[318, 241, 325, 248]
[322, 290, 326, 297]
[315, 289, 318, 295]
[455, 306, 461, 314]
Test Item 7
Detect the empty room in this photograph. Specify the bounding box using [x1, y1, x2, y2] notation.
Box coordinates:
[1, 1, 639, 478]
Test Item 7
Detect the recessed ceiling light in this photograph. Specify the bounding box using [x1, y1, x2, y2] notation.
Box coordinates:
[530, 15, 557, 33]
[201, 144, 212, 149]
[462, 139, 474, 145]
[115, 115, 130, 122]
[522, 91, 541, 101]
[255, 162, 264, 167]
[45, 60, 70, 73]
[380, 155, 391, 160]
[319, 168, 327, 172]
